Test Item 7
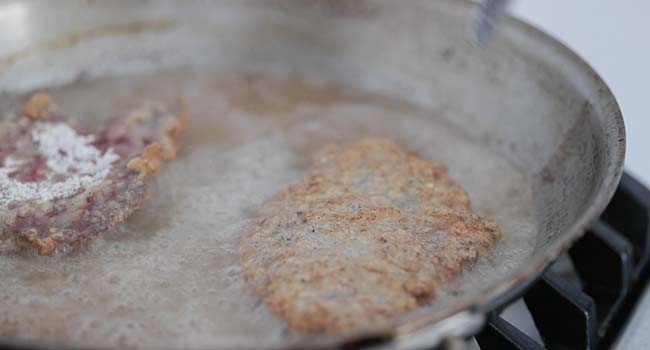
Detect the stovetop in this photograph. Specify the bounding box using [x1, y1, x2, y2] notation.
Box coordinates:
[464, 172, 650, 350]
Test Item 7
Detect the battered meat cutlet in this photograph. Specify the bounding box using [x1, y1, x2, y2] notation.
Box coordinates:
[241, 138, 500, 334]
[0, 93, 188, 255]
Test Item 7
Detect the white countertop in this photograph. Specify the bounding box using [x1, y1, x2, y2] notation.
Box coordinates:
[512, 1, 650, 188]
[513, 4, 650, 349]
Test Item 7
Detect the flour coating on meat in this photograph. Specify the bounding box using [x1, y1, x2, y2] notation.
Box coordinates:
[241, 138, 501, 334]
[0, 93, 188, 255]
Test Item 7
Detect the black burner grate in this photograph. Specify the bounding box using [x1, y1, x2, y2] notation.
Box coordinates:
[475, 173, 650, 350]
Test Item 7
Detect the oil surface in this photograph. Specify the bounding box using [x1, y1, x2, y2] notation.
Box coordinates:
[0, 68, 536, 348]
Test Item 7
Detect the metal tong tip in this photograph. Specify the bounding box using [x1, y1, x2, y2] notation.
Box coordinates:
[472, 0, 511, 46]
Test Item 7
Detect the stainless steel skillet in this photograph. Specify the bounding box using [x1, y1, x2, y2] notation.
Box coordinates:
[0, 1, 624, 349]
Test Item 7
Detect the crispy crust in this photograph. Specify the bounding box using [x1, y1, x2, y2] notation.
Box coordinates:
[1, 94, 188, 255]
[241, 138, 501, 334]
[20, 92, 55, 120]
[128, 143, 165, 178]
[127, 97, 189, 178]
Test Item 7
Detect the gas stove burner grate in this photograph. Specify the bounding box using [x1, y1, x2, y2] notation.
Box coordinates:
[475, 172, 650, 350]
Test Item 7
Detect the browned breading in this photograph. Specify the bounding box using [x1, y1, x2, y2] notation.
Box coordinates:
[127, 98, 189, 178]
[240, 138, 500, 334]
[20, 92, 55, 120]
[0, 93, 187, 255]
[128, 143, 165, 178]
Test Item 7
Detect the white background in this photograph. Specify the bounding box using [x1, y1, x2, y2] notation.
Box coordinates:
[512, 2, 650, 187]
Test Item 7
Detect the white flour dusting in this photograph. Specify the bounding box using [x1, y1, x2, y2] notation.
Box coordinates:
[0, 122, 119, 203]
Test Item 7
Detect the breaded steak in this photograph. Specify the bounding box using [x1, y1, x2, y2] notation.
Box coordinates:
[241, 138, 500, 334]
[0, 93, 188, 255]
